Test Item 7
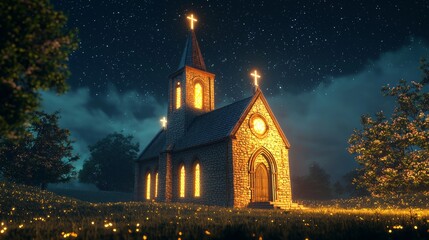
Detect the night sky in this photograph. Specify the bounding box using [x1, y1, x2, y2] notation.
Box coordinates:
[44, 0, 429, 179]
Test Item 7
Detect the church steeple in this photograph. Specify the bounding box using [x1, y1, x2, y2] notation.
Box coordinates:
[166, 14, 215, 145]
[177, 30, 206, 71]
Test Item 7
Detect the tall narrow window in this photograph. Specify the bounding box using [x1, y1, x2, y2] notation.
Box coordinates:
[194, 163, 200, 197]
[155, 172, 158, 198]
[194, 82, 203, 109]
[176, 82, 181, 109]
[146, 173, 151, 200]
[180, 165, 185, 198]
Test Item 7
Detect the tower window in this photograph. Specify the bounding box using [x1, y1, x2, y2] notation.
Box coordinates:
[179, 164, 185, 198]
[176, 82, 181, 109]
[194, 163, 200, 197]
[146, 172, 151, 200]
[194, 82, 203, 109]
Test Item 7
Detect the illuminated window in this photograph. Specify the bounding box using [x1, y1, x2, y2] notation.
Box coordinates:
[155, 172, 158, 198]
[250, 114, 268, 137]
[194, 163, 200, 197]
[176, 82, 181, 109]
[180, 165, 185, 198]
[194, 82, 203, 109]
[253, 117, 266, 135]
[146, 173, 151, 200]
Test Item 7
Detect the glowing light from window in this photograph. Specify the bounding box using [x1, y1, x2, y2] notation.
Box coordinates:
[176, 83, 181, 109]
[180, 165, 185, 198]
[194, 82, 203, 109]
[253, 117, 267, 135]
[194, 163, 200, 197]
[146, 173, 151, 200]
[155, 172, 158, 198]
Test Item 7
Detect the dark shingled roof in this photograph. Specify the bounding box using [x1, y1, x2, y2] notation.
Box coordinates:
[174, 96, 253, 150]
[139, 96, 253, 161]
[139, 130, 166, 160]
[177, 30, 206, 71]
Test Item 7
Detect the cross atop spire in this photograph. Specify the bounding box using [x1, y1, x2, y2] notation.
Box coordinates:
[187, 14, 198, 30]
[177, 13, 206, 70]
[251, 70, 261, 87]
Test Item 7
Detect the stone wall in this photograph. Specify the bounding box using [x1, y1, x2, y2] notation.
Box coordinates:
[137, 141, 232, 206]
[170, 141, 232, 207]
[137, 93, 292, 208]
[135, 158, 158, 201]
[231, 95, 292, 208]
[184, 66, 215, 113]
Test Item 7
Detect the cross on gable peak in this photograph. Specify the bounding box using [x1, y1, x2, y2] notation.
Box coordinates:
[160, 116, 167, 129]
[250, 69, 261, 87]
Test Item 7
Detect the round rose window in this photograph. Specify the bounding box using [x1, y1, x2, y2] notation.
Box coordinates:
[250, 114, 268, 137]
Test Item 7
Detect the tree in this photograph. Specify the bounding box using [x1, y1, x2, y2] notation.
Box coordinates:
[348, 59, 429, 197]
[341, 169, 369, 197]
[0, 0, 78, 139]
[0, 111, 79, 189]
[79, 133, 139, 192]
[292, 163, 333, 200]
[333, 180, 345, 197]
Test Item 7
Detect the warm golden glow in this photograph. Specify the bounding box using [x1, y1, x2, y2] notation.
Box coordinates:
[194, 82, 203, 109]
[180, 165, 185, 198]
[194, 163, 200, 197]
[175, 83, 181, 109]
[251, 70, 261, 87]
[187, 14, 198, 30]
[155, 172, 158, 198]
[252, 117, 267, 135]
[160, 117, 167, 129]
[146, 173, 151, 200]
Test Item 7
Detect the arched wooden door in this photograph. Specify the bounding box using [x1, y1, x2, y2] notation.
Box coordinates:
[254, 163, 269, 202]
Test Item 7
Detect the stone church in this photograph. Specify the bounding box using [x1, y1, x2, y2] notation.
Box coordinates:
[135, 15, 293, 209]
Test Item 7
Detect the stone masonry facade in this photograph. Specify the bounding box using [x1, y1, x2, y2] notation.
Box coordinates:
[135, 92, 292, 209]
[231, 95, 292, 208]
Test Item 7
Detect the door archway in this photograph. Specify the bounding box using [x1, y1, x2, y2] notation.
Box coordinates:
[249, 148, 277, 202]
[254, 163, 269, 202]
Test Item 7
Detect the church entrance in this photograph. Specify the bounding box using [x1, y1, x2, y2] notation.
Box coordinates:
[249, 149, 277, 203]
[254, 163, 269, 202]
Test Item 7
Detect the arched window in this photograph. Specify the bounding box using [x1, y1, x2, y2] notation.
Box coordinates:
[146, 172, 151, 200]
[194, 82, 203, 109]
[194, 163, 200, 197]
[155, 172, 158, 198]
[179, 164, 185, 198]
[176, 82, 181, 109]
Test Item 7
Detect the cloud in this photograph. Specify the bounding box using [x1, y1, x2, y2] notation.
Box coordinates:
[42, 86, 167, 169]
[269, 39, 429, 179]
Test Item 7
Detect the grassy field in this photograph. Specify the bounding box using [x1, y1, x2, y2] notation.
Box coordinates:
[0, 182, 428, 240]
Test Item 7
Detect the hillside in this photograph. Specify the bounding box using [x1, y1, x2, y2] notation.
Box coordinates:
[0, 181, 428, 240]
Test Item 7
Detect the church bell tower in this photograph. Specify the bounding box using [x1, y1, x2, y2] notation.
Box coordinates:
[166, 14, 215, 145]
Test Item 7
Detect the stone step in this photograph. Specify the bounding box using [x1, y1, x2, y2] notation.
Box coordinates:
[248, 202, 306, 210]
[289, 202, 306, 209]
[248, 201, 277, 209]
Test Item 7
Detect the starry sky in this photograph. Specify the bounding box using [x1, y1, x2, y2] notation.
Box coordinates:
[44, 0, 429, 179]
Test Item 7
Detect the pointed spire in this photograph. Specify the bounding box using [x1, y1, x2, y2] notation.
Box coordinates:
[178, 30, 207, 71]
[177, 14, 206, 71]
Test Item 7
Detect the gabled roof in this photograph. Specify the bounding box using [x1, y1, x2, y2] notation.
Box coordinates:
[138, 130, 166, 161]
[174, 96, 253, 150]
[230, 88, 291, 148]
[177, 30, 206, 71]
[138, 89, 290, 161]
